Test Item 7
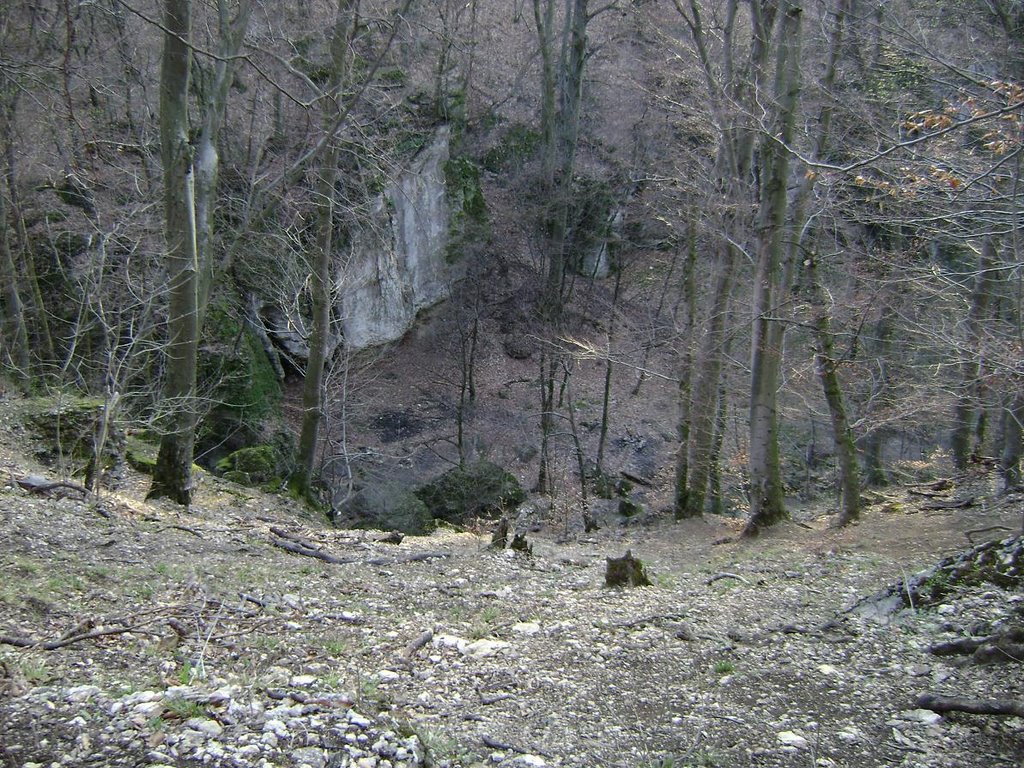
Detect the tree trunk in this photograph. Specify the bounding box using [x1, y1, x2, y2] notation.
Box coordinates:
[808, 258, 861, 524]
[0, 182, 29, 388]
[292, 0, 357, 501]
[745, 1, 803, 536]
[860, 304, 895, 485]
[1000, 389, 1024, 491]
[1, 101, 54, 367]
[681, 241, 738, 518]
[952, 237, 996, 469]
[596, 267, 623, 473]
[148, 0, 198, 505]
[536, 351, 558, 494]
[672, 216, 699, 517]
[194, 0, 251, 316]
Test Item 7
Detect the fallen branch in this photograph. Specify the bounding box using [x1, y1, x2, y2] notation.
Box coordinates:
[15, 474, 88, 497]
[615, 612, 688, 629]
[270, 537, 357, 564]
[481, 735, 549, 757]
[921, 497, 975, 510]
[705, 572, 750, 586]
[269, 526, 322, 550]
[620, 471, 652, 487]
[402, 629, 434, 661]
[930, 627, 1024, 657]
[965, 525, 1014, 543]
[366, 551, 450, 566]
[0, 625, 137, 651]
[915, 693, 1024, 717]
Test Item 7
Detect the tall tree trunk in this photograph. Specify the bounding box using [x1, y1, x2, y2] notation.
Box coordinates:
[745, 1, 803, 536]
[952, 237, 996, 470]
[292, 0, 357, 501]
[1, 101, 54, 366]
[681, 241, 738, 518]
[194, 0, 251, 316]
[807, 257, 861, 524]
[1000, 388, 1024, 491]
[789, 0, 860, 524]
[595, 267, 623, 474]
[672, 216, 699, 517]
[860, 304, 895, 485]
[148, 0, 198, 505]
[0, 183, 29, 388]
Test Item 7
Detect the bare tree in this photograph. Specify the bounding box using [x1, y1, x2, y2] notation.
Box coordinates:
[147, 0, 199, 504]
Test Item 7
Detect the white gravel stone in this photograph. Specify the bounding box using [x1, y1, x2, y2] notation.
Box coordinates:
[65, 685, 101, 703]
[462, 639, 511, 658]
[777, 731, 809, 749]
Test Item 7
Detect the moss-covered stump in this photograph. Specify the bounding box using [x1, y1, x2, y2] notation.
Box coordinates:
[605, 550, 652, 587]
[342, 483, 435, 536]
[415, 460, 525, 526]
[21, 395, 125, 485]
[216, 444, 290, 489]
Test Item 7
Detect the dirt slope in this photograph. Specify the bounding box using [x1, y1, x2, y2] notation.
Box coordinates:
[1, 395, 1022, 768]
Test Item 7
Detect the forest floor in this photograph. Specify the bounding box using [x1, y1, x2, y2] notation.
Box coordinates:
[1, 393, 1023, 768]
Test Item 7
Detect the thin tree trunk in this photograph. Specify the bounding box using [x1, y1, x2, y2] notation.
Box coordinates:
[1000, 389, 1024, 491]
[672, 216, 698, 517]
[292, 0, 357, 500]
[789, 0, 860, 524]
[745, 1, 803, 536]
[148, 0, 198, 505]
[807, 258, 861, 524]
[1, 103, 54, 366]
[0, 184, 30, 387]
[596, 267, 623, 473]
[952, 237, 996, 469]
[536, 351, 558, 494]
[194, 0, 251, 316]
[682, 241, 737, 518]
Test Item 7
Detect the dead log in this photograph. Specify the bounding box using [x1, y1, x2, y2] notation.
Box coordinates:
[15, 474, 88, 497]
[930, 627, 1024, 658]
[402, 629, 434, 661]
[620, 471, 652, 487]
[921, 497, 975, 510]
[915, 693, 1024, 718]
[0, 625, 137, 651]
[605, 550, 652, 587]
[849, 534, 1024, 617]
[270, 537, 356, 565]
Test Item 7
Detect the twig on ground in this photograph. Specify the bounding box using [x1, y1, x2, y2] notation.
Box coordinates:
[402, 629, 434, 661]
[0, 625, 141, 650]
[705, 572, 750, 586]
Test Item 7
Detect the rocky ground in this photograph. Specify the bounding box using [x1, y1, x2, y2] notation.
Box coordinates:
[2, 402, 1023, 768]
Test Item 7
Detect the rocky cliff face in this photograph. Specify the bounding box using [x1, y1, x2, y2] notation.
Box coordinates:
[340, 127, 451, 350]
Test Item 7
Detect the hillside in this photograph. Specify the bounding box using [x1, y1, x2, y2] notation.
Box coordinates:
[2, 392, 1023, 768]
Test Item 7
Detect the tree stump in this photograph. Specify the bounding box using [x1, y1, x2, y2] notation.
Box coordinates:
[605, 550, 652, 587]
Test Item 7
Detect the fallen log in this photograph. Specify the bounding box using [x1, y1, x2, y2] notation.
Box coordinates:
[270, 537, 356, 565]
[15, 474, 88, 497]
[0, 625, 136, 651]
[849, 534, 1024, 617]
[915, 693, 1024, 718]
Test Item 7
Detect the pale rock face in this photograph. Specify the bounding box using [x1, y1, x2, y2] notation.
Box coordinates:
[340, 127, 451, 350]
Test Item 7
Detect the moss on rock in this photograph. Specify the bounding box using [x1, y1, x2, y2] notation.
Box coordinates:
[415, 460, 525, 525]
[216, 444, 289, 488]
[21, 395, 125, 483]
